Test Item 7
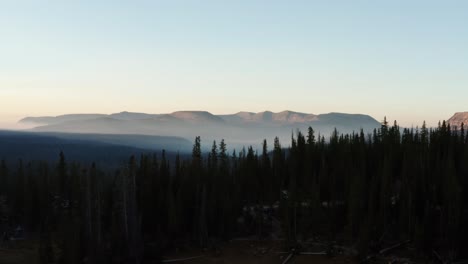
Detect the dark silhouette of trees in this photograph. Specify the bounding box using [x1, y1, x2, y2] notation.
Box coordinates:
[0, 119, 467, 262]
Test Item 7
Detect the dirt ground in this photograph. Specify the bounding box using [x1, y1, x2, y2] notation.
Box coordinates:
[162, 240, 357, 264]
[0, 239, 357, 264]
[0, 239, 39, 264]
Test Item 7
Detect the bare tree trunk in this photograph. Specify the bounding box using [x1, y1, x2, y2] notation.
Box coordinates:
[96, 186, 102, 247]
[199, 184, 208, 247]
[122, 171, 129, 239]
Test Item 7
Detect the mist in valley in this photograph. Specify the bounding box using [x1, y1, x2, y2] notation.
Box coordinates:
[18, 110, 381, 152]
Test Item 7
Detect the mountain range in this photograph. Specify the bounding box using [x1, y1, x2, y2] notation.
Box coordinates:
[20, 110, 381, 150]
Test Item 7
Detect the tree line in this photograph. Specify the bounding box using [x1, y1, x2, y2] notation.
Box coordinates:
[0, 118, 467, 263]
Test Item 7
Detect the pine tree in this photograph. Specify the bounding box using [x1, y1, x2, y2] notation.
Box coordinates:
[58, 151, 67, 199]
[307, 126, 316, 145]
[14, 159, 25, 224]
[0, 159, 7, 196]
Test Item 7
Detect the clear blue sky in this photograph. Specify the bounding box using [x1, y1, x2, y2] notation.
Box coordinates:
[1, 0, 468, 128]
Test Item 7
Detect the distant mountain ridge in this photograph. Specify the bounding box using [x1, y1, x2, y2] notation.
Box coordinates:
[219, 110, 318, 124]
[19, 110, 381, 149]
[20, 110, 372, 126]
[20, 114, 107, 125]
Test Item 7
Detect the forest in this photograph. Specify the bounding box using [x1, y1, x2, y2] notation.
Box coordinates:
[0, 119, 467, 263]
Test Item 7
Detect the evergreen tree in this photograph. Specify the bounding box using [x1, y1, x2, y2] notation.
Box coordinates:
[0, 159, 7, 196]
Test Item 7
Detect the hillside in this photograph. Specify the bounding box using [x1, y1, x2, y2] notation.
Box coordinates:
[447, 112, 468, 128]
[0, 131, 189, 167]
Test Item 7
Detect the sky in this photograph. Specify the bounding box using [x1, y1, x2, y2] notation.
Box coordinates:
[1, 0, 468, 128]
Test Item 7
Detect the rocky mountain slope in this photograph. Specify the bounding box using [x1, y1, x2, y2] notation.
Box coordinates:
[447, 112, 468, 128]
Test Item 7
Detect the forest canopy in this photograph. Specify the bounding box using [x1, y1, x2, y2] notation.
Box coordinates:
[0, 119, 467, 263]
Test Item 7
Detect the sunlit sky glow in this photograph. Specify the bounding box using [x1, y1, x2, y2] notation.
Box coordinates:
[1, 0, 468, 128]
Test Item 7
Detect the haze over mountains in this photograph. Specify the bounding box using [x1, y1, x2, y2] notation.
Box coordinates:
[8, 111, 465, 162]
[20, 110, 381, 150]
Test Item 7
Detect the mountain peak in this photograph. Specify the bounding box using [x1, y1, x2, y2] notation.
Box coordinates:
[110, 111, 156, 120]
[170, 111, 225, 124]
[223, 110, 318, 123]
[448, 112, 468, 128]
